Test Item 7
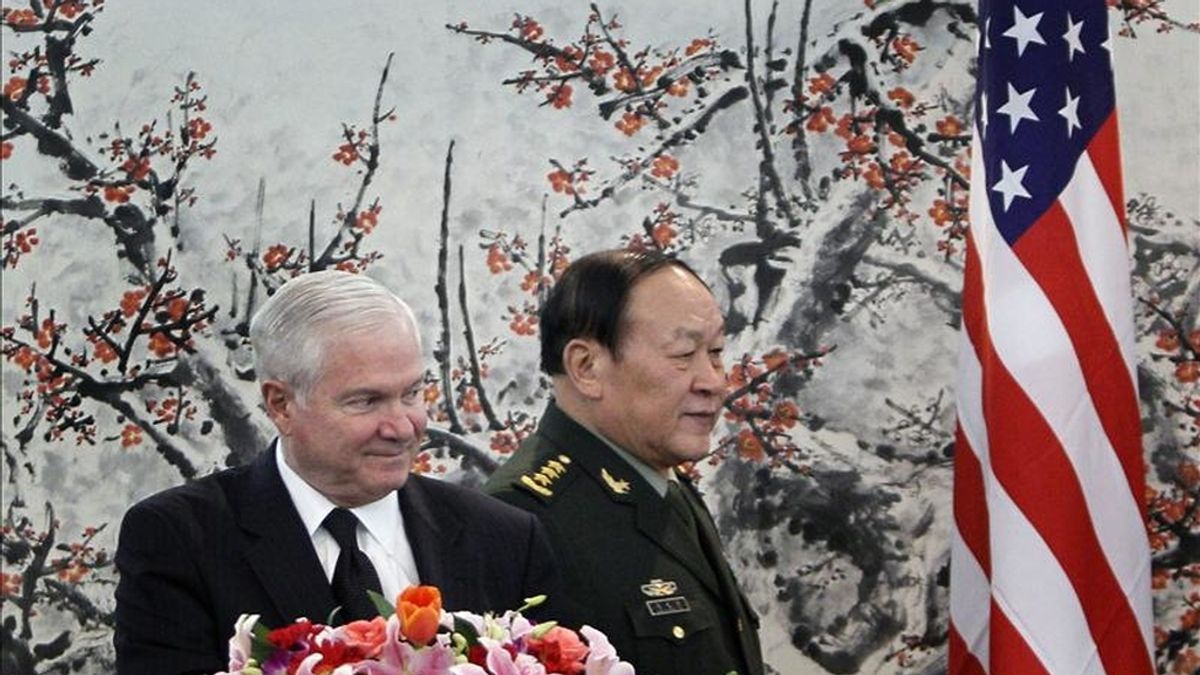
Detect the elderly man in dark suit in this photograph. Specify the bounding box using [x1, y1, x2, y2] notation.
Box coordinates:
[114, 270, 562, 675]
[485, 249, 765, 675]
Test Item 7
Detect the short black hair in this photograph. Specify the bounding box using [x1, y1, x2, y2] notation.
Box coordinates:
[539, 249, 706, 375]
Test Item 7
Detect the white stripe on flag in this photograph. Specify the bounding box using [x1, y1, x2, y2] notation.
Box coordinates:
[950, 525, 991, 670]
[1058, 151, 1139, 385]
[989, 479, 1104, 675]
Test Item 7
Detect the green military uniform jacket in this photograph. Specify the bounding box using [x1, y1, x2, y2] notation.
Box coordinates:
[484, 402, 765, 675]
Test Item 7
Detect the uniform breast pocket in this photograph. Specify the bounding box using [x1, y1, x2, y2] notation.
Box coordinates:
[625, 596, 716, 673]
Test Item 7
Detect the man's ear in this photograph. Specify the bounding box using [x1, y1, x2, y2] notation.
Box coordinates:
[261, 380, 295, 435]
[561, 338, 608, 400]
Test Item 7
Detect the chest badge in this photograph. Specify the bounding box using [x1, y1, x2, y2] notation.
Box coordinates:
[640, 578, 678, 597]
[601, 468, 631, 495]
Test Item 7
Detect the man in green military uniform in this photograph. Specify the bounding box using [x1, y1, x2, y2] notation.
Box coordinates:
[485, 249, 765, 675]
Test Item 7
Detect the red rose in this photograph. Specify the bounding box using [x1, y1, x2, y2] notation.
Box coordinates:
[527, 626, 589, 674]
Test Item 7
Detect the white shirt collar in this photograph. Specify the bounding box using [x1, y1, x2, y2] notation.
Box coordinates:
[274, 440, 400, 555]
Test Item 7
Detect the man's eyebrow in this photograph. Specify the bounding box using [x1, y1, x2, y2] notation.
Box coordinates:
[671, 324, 726, 341]
[336, 387, 383, 400]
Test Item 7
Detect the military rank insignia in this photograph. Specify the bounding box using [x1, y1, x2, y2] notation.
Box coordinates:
[641, 579, 678, 597]
[641, 578, 690, 616]
[516, 455, 572, 498]
[600, 467, 631, 495]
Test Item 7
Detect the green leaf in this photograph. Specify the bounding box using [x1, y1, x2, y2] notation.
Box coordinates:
[453, 615, 481, 646]
[369, 589, 395, 618]
[250, 623, 274, 663]
[518, 594, 547, 613]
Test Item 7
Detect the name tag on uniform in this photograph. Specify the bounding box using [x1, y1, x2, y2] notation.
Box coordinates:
[645, 596, 691, 616]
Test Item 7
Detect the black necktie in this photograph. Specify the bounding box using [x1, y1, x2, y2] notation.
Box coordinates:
[322, 508, 383, 623]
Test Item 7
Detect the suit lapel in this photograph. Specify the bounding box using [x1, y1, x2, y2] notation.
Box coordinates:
[236, 450, 337, 624]
[628, 474, 723, 597]
[677, 474, 749, 606]
[539, 404, 723, 597]
[398, 476, 465, 596]
[678, 474, 763, 670]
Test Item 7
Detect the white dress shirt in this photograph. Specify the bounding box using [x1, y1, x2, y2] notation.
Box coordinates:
[275, 443, 420, 603]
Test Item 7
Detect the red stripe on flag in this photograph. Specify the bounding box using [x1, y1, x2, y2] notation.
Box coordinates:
[948, 622, 988, 675]
[1011, 201, 1146, 515]
[1085, 113, 1127, 235]
[960, 235, 986, 359]
[989, 602, 1051, 675]
[977, 308, 1150, 674]
[954, 424, 991, 577]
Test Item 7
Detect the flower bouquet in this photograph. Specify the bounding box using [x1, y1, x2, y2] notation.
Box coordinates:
[215, 585, 634, 675]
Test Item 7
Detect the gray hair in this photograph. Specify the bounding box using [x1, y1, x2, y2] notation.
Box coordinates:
[249, 270, 419, 398]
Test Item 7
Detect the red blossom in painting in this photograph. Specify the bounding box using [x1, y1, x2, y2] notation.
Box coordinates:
[547, 168, 576, 194]
[4, 8, 39, 26]
[547, 83, 573, 109]
[808, 72, 837, 96]
[554, 46, 582, 73]
[261, 244, 293, 272]
[486, 244, 513, 274]
[513, 16, 543, 41]
[888, 87, 914, 108]
[509, 312, 537, 336]
[891, 35, 921, 64]
[120, 424, 143, 448]
[588, 50, 615, 74]
[147, 332, 176, 358]
[187, 117, 212, 140]
[1177, 361, 1200, 383]
[355, 204, 382, 234]
[333, 142, 359, 165]
[650, 154, 679, 179]
[685, 38, 712, 56]
[122, 156, 152, 181]
[615, 111, 646, 136]
[806, 106, 836, 133]
[3, 75, 27, 100]
[92, 340, 117, 364]
[612, 68, 637, 93]
[104, 184, 135, 203]
[936, 115, 964, 136]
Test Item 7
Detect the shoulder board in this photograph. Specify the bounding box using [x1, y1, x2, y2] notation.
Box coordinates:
[513, 454, 574, 502]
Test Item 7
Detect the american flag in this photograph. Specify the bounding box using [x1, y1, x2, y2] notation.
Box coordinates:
[950, 0, 1153, 673]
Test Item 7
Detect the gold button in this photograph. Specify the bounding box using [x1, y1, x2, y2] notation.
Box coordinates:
[672, 625, 686, 639]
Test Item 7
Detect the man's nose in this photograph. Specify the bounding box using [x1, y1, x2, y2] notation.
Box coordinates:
[694, 356, 727, 395]
[378, 404, 424, 440]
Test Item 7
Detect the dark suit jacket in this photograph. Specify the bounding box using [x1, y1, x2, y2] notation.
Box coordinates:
[114, 449, 563, 675]
[485, 402, 765, 675]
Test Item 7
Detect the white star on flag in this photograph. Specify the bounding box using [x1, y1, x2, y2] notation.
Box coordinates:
[1060, 88, 1082, 137]
[997, 83, 1039, 133]
[991, 160, 1031, 211]
[1003, 6, 1045, 56]
[1064, 14, 1086, 62]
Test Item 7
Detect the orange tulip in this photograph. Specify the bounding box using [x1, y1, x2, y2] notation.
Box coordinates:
[396, 585, 442, 645]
